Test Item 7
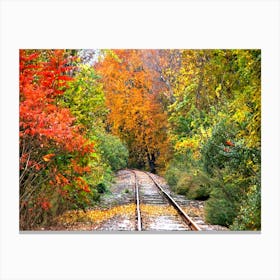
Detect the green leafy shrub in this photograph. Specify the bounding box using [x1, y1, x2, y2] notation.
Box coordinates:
[165, 163, 181, 187]
[165, 158, 211, 200]
[97, 183, 107, 194]
[96, 132, 129, 171]
[201, 120, 236, 174]
[230, 182, 261, 230]
[205, 188, 237, 226]
[175, 172, 191, 195]
[203, 168, 240, 226]
[174, 170, 210, 199]
[200, 119, 261, 229]
[189, 183, 210, 200]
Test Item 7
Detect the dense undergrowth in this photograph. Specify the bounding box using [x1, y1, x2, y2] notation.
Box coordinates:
[164, 50, 261, 230]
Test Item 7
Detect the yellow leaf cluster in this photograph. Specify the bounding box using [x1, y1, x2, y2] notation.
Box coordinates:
[141, 205, 177, 216]
[55, 204, 136, 225]
[182, 206, 204, 219]
[174, 137, 200, 153]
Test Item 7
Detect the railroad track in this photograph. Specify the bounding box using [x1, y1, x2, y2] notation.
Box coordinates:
[131, 170, 201, 231]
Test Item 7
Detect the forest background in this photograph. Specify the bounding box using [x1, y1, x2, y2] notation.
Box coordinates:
[20, 49, 261, 231]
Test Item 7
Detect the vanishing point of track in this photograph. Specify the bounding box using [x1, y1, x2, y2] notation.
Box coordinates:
[131, 169, 201, 231]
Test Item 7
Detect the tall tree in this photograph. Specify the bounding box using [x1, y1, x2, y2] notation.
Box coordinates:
[20, 50, 95, 229]
[96, 50, 170, 172]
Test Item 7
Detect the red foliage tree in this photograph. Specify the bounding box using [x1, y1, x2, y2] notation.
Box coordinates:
[19, 50, 94, 229]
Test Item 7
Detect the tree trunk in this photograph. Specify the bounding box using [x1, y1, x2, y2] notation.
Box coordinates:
[147, 152, 156, 173]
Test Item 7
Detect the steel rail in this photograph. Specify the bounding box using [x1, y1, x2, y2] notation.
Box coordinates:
[131, 170, 142, 231]
[145, 172, 201, 231]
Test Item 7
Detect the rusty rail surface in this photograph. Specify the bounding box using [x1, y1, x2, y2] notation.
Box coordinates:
[144, 172, 201, 231]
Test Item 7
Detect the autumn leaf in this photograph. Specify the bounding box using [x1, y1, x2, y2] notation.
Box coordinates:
[58, 75, 73, 81]
[225, 140, 235, 147]
[42, 153, 55, 162]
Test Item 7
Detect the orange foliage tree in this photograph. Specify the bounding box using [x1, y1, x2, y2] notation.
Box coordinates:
[96, 50, 170, 173]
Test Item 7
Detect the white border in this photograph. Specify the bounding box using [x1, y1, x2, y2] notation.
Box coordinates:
[1, 1, 279, 279]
